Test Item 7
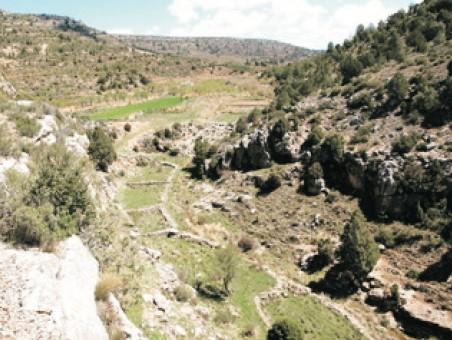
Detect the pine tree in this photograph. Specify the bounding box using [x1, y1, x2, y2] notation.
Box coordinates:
[339, 211, 380, 278]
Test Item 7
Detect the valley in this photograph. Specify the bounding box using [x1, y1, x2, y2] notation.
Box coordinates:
[0, 1, 451, 340]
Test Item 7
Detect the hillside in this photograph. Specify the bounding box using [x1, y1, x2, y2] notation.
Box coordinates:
[0, 11, 208, 108]
[0, 1, 451, 340]
[116, 35, 317, 64]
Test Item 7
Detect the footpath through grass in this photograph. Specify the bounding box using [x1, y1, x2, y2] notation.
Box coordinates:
[89, 96, 186, 121]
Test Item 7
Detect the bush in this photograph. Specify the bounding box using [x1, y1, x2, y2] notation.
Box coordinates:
[350, 124, 372, 144]
[407, 30, 428, 52]
[317, 238, 335, 266]
[214, 308, 235, 325]
[340, 55, 363, 84]
[214, 246, 238, 296]
[305, 162, 323, 181]
[12, 114, 40, 138]
[304, 125, 324, 148]
[387, 73, 409, 104]
[9, 205, 48, 246]
[339, 211, 380, 279]
[0, 125, 19, 157]
[235, 118, 247, 134]
[320, 135, 345, 163]
[238, 235, 256, 252]
[267, 319, 303, 340]
[124, 123, 132, 132]
[392, 133, 420, 154]
[95, 273, 122, 301]
[173, 284, 194, 302]
[260, 172, 282, 193]
[1, 145, 93, 246]
[88, 126, 117, 171]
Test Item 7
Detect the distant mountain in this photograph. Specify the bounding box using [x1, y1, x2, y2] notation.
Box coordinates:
[115, 35, 318, 64]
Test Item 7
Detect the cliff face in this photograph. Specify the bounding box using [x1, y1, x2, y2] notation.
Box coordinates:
[0, 236, 108, 340]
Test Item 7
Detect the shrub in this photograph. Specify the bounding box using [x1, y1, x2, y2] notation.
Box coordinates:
[12, 114, 40, 138]
[392, 133, 420, 154]
[407, 30, 428, 52]
[9, 205, 48, 246]
[238, 235, 256, 252]
[305, 162, 323, 180]
[260, 172, 282, 193]
[88, 126, 117, 171]
[0, 125, 19, 157]
[214, 246, 238, 296]
[95, 273, 122, 301]
[339, 211, 380, 279]
[214, 308, 235, 325]
[340, 55, 363, 84]
[320, 135, 345, 163]
[317, 238, 335, 266]
[387, 73, 409, 104]
[304, 125, 324, 148]
[173, 284, 194, 302]
[124, 123, 132, 132]
[267, 319, 303, 340]
[247, 109, 261, 124]
[235, 118, 247, 134]
[351, 124, 372, 144]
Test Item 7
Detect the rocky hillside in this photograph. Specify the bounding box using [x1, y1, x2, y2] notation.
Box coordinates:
[0, 11, 206, 107]
[146, 1, 452, 338]
[116, 35, 317, 64]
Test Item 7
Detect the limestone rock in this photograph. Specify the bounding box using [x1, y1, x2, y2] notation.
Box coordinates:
[0, 236, 108, 340]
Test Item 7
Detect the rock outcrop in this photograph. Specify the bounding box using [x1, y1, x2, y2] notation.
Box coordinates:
[0, 236, 108, 340]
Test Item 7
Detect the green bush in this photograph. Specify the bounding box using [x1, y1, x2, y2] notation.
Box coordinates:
[267, 319, 303, 340]
[1, 145, 93, 246]
[392, 133, 420, 154]
[317, 238, 335, 266]
[407, 30, 428, 52]
[88, 126, 117, 171]
[305, 162, 324, 180]
[304, 125, 324, 148]
[340, 55, 363, 84]
[320, 135, 345, 163]
[387, 73, 409, 104]
[192, 137, 216, 179]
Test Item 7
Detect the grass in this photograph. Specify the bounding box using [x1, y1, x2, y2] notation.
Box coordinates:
[120, 186, 161, 210]
[126, 301, 144, 328]
[266, 296, 365, 340]
[128, 210, 167, 233]
[95, 273, 122, 301]
[147, 237, 275, 338]
[89, 96, 186, 121]
[191, 80, 238, 94]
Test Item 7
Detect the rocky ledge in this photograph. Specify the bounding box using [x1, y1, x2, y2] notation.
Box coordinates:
[0, 236, 108, 340]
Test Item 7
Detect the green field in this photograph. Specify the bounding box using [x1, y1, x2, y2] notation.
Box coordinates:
[266, 296, 365, 340]
[89, 96, 186, 121]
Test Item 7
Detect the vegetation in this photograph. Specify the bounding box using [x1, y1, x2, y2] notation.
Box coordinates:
[339, 211, 380, 279]
[95, 273, 122, 301]
[12, 114, 41, 138]
[267, 319, 303, 340]
[90, 96, 186, 121]
[87, 126, 117, 171]
[0, 145, 93, 246]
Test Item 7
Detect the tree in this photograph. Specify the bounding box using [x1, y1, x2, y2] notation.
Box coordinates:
[320, 134, 345, 164]
[215, 246, 238, 296]
[339, 211, 380, 279]
[87, 126, 117, 172]
[193, 137, 211, 179]
[303, 125, 324, 148]
[385, 30, 405, 62]
[267, 319, 303, 340]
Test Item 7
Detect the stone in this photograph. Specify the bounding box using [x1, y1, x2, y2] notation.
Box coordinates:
[0, 236, 108, 340]
[153, 292, 170, 312]
[172, 325, 187, 337]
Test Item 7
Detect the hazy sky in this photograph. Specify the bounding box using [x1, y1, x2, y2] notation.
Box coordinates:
[0, 0, 422, 49]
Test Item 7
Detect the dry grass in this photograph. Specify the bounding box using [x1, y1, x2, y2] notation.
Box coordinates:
[95, 273, 122, 301]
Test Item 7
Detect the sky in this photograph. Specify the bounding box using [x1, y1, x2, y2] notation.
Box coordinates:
[0, 0, 422, 49]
